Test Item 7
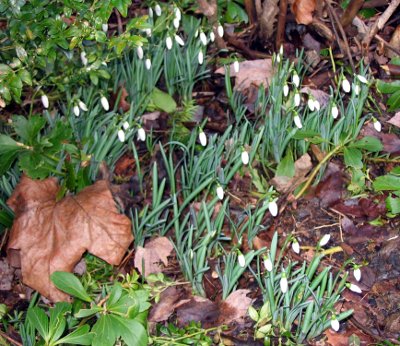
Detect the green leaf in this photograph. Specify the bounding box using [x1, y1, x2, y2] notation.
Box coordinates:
[54, 325, 93, 345]
[111, 0, 130, 17]
[248, 306, 259, 321]
[19, 152, 54, 179]
[343, 147, 363, 169]
[27, 306, 49, 340]
[49, 302, 70, 343]
[18, 69, 32, 86]
[13, 115, 46, 144]
[276, 150, 295, 177]
[110, 315, 148, 346]
[107, 283, 123, 307]
[373, 174, 400, 191]
[388, 90, 400, 111]
[386, 195, 400, 214]
[74, 307, 102, 319]
[92, 315, 118, 346]
[376, 79, 400, 94]
[0, 135, 24, 175]
[348, 334, 361, 346]
[51, 272, 92, 302]
[350, 136, 382, 152]
[150, 88, 177, 113]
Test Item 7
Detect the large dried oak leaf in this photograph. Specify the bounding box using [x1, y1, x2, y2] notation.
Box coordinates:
[7, 176, 133, 302]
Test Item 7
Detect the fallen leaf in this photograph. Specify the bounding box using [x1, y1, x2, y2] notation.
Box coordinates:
[0, 258, 14, 291]
[149, 286, 189, 322]
[271, 153, 312, 193]
[7, 176, 132, 302]
[388, 112, 400, 128]
[300, 87, 330, 108]
[292, 0, 316, 25]
[176, 295, 219, 327]
[134, 237, 174, 276]
[218, 289, 254, 325]
[215, 59, 273, 92]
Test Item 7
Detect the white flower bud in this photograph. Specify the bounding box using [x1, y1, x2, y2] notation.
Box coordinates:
[347, 283, 362, 294]
[294, 92, 301, 107]
[217, 24, 224, 38]
[294, 115, 302, 129]
[78, 100, 88, 111]
[175, 35, 185, 46]
[238, 252, 246, 268]
[174, 7, 181, 21]
[145, 28, 152, 37]
[216, 185, 224, 200]
[314, 99, 320, 111]
[373, 119, 381, 132]
[166, 36, 173, 50]
[280, 272, 288, 293]
[308, 98, 315, 111]
[357, 74, 368, 84]
[354, 84, 360, 96]
[73, 105, 80, 117]
[80, 51, 88, 66]
[102, 23, 108, 33]
[173, 17, 180, 29]
[137, 127, 146, 141]
[148, 7, 153, 18]
[292, 239, 300, 254]
[41, 95, 49, 109]
[209, 31, 215, 42]
[118, 129, 125, 142]
[276, 53, 281, 63]
[353, 267, 361, 282]
[145, 58, 152, 70]
[283, 84, 289, 97]
[199, 31, 207, 46]
[137, 46, 144, 60]
[279, 45, 284, 56]
[269, 200, 278, 217]
[292, 72, 300, 88]
[154, 4, 161, 16]
[195, 29, 199, 38]
[331, 316, 340, 331]
[319, 234, 330, 247]
[122, 121, 129, 130]
[331, 104, 339, 119]
[199, 130, 207, 146]
[233, 60, 240, 73]
[342, 78, 351, 93]
[198, 51, 204, 65]
[263, 256, 273, 272]
[100, 96, 109, 111]
[241, 150, 249, 165]
[189, 249, 194, 260]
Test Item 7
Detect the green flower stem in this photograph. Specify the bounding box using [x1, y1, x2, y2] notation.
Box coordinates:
[151, 326, 222, 345]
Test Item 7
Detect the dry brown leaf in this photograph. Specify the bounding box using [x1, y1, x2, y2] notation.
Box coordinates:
[271, 153, 312, 193]
[388, 112, 400, 128]
[6, 176, 133, 302]
[300, 87, 330, 108]
[218, 289, 253, 325]
[256, 0, 279, 39]
[215, 59, 273, 92]
[149, 286, 189, 322]
[134, 237, 174, 276]
[176, 295, 219, 327]
[292, 0, 316, 25]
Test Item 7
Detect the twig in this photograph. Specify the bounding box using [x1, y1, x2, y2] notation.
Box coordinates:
[362, 0, 400, 50]
[340, 0, 365, 28]
[0, 331, 23, 346]
[276, 0, 288, 50]
[114, 8, 123, 34]
[375, 34, 400, 56]
[244, 0, 257, 24]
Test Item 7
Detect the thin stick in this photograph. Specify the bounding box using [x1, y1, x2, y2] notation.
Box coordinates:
[276, 0, 288, 50]
[0, 331, 23, 346]
[340, 0, 365, 28]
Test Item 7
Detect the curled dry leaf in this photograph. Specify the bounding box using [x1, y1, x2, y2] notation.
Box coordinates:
[134, 237, 174, 276]
[292, 0, 316, 25]
[6, 176, 133, 302]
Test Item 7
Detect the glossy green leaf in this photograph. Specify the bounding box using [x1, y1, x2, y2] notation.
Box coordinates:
[54, 325, 93, 345]
[51, 272, 92, 302]
[376, 80, 400, 94]
[27, 306, 49, 340]
[388, 90, 400, 111]
[349, 136, 382, 152]
[373, 174, 400, 191]
[150, 87, 177, 113]
[386, 195, 400, 214]
[276, 150, 295, 177]
[13, 115, 46, 144]
[343, 147, 363, 169]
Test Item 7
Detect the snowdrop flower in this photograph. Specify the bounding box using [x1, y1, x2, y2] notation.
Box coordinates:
[145, 28, 152, 37]
[216, 185, 224, 200]
[283, 84, 289, 97]
[148, 7, 153, 18]
[78, 100, 88, 111]
[263, 255, 273, 272]
[100, 96, 109, 111]
[209, 31, 215, 42]
[319, 234, 331, 247]
[280, 271, 288, 293]
[118, 129, 125, 142]
[145, 58, 152, 70]
[294, 92, 301, 107]
[292, 72, 300, 88]
[175, 35, 185, 46]
[41, 94, 49, 109]
[233, 60, 240, 73]
[73, 105, 80, 117]
[354, 84, 360, 96]
[189, 249, 194, 260]
[238, 251, 246, 268]
[353, 266, 362, 282]
[199, 31, 207, 46]
[137, 46, 144, 60]
[122, 121, 129, 130]
[241, 149, 249, 165]
[198, 129, 207, 146]
[331, 104, 339, 119]
[279, 44, 284, 56]
[174, 7, 181, 21]
[195, 29, 199, 38]
[314, 99, 320, 111]
[173, 17, 180, 29]
[330, 315, 340, 331]
[137, 127, 146, 141]
[294, 114, 303, 129]
[154, 4, 161, 16]
[217, 24, 224, 38]
[373, 119, 382, 132]
[357, 74, 368, 84]
[166, 36, 173, 50]
[342, 78, 351, 93]
[269, 200, 278, 217]
[292, 238, 300, 254]
[276, 53, 281, 63]
[307, 98, 315, 111]
[347, 283, 362, 294]
[102, 23, 108, 33]
[80, 51, 88, 66]
[198, 51, 204, 65]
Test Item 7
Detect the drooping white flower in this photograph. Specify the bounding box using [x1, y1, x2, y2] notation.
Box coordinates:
[174, 7, 181, 21]
[279, 45, 284, 56]
[238, 252, 246, 268]
[308, 98, 315, 111]
[353, 267, 362, 282]
[294, 92, 301, 107]
[173, 17, 180, 29]
[122, 121, 129, 130]
[137, 127, 146, 141]
[373, 119, 382, 132]
[195, 29, 199, 38]
[269, 200, 278, 217]
[342, 78, 351, 93]
[209, 31, 215, 42]
[73, 105, 80, 117]
[148, 7, 153, 18]
[189, 249, 194, 260]
[137, 46, 144, 60]
[199, 31, 207, 46]
[78, 100, 88, 111]
[233, 60, 240, 73]
[347, 283, 362, 294]
[118, 129, 125, 142]
[199, 130, 207, 146]
[80, 51, 88, 66]
[145, 58, 152, 70]
[294, 114, 302, 129]
[292, 239, 300, 254]
[216, 185, 224, 200]
[198, 51, 204, 65]
[314, 99, 321, 111]
[100, 96, 109, 111]
[41, 94, 49, 109]
[154, 4, 162, 16]
[175, 35, 185, 46]
[354, 84, 360, 96]
[280, 271, 288, 293]
[217, 24, 224, 38]
[331, 315, 340, 331]
[102, 23, 108, 33]
[166, 36, 173, 50]
[263, 255, 273, 272]
[357, 74, 368, 84]
[283, 84, 289, 97]
[145, 28, 152, 37]
[319, 234, 331, 247]
[276, 53, 281, 63]
[292, 72, 300, 88]
[241, 150, 249, 165]
[331, 104, 339, 119]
